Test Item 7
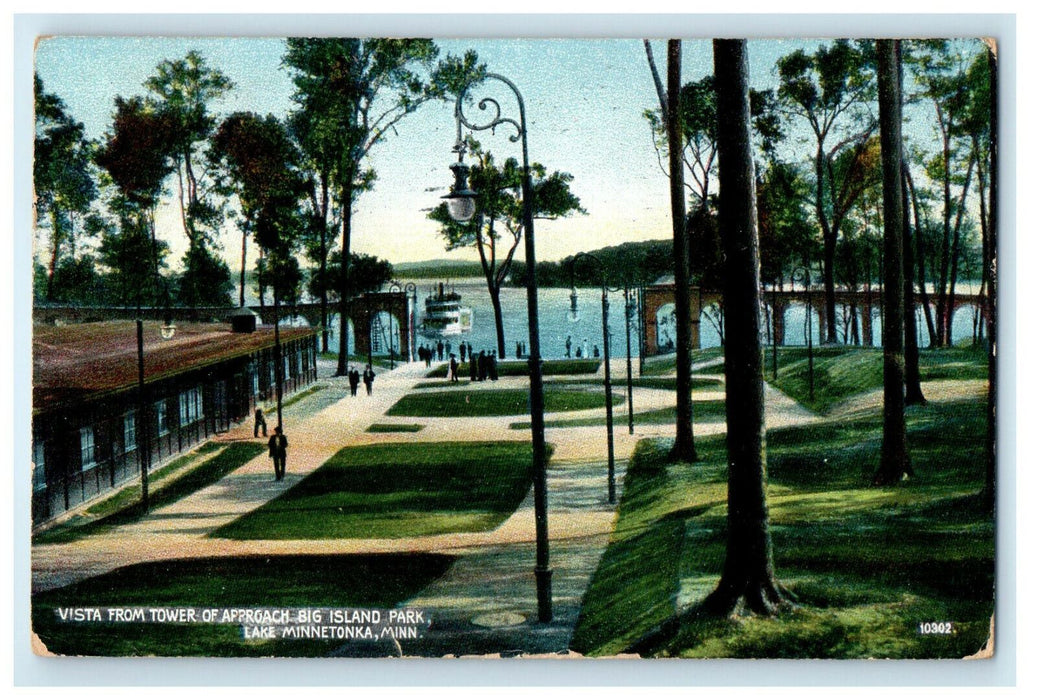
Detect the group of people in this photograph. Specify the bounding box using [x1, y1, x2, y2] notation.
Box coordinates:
[564, 335, 599, 359]
[346, 365, 377, 397]
[254, 408, 288, 481]
[461, 349, 499, 382]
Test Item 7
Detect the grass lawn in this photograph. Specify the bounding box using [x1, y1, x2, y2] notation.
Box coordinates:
[628, 376, 725, 392]
[770, 345, 988, 414]
[424, 359, 601, 379]
[641, 347, 725, 376]
[511, 399, 727, 430]
[571, 394, 994, 658]
[34, 441, 265, 545]
[365, 423, 424, 433]
[32, 553, 455, 657]
[211, 441, 543, 540]
[386, 387, 623, 418]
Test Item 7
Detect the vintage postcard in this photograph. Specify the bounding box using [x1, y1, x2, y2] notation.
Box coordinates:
[24, 21, 1007, 674]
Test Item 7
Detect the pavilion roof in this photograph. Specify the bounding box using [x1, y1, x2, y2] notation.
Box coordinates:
[33, 321, 315, 413]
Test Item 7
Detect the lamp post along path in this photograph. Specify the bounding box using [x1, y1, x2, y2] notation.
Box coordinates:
[568, 252, 619, 504]
[445, 73, 552, 622]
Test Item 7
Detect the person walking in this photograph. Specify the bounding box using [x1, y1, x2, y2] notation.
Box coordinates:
[459, 342, 467, 364]
[348, 367, 360, 397]
[565, 335, 572, 359]
[449, 354, 459, 383]
[469, 352, 478, 381]
[268, 426, 288, 481]
[437, 340, 444, 361]
[489, 351, 499, 381]
[253, 408, 267, 438]
[363, 365, 376, 396]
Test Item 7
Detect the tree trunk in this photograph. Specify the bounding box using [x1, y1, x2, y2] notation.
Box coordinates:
[816, 150, 839, 344]
[902, 160, 926, 405]
[489, 284, 507, 359]
[984, 43, 997, 513]
[873, 39, 912, 486]
[239, 225, 247, 308]
[667, 39, 697, 463]
[906, 169, 938, 347]
[319, 176, 330, 354]
[336, 181, 354, 377]
[46, 208, 63, 301]
[934, 103, 952, 347]
[700, 38, 786, 616]
[945, 153, 975, 345]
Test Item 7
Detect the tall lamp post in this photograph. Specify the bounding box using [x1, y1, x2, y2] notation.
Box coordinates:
[567, 253, 619, 504]
[623, 284, 637, 436]
[792, 264, 815, 402]
[135, 307, 176, 512]
[441, 72, 552, 622]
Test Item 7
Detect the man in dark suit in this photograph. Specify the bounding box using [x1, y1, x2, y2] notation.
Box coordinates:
[268, 426, 288, 481]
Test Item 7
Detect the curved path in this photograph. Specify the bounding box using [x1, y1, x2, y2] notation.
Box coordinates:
[32, 356, 821, 656]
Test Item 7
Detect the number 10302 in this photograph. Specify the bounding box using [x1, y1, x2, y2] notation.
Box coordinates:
[918, 621, 955, 635]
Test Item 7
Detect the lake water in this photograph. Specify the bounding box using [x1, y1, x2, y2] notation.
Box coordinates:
[326, 279, 983, 360]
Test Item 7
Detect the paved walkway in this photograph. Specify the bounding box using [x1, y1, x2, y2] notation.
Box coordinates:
[31, 354, 819, 657]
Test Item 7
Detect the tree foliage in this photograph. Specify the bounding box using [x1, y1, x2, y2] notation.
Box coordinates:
[428, 139, 584, 357]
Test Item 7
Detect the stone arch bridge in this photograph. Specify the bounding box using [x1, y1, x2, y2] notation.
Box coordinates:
[641, 281, 988, 355]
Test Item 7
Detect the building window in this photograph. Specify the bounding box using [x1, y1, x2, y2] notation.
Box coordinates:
[79, 427, 96, 471]
[154, 399, 169, 437]
[179, 387, 202, 425]
[33, 440, 47, 493]
[123, 411, 136, 453]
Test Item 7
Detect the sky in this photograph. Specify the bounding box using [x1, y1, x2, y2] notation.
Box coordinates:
[31, 30, 986, 273]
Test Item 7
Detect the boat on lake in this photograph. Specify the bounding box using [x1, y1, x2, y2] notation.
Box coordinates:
[421, 283, 473, 336]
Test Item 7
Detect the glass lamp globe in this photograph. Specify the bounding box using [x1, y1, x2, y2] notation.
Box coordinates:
[445, 194, 477, 222]
[160, 323, 177, 341]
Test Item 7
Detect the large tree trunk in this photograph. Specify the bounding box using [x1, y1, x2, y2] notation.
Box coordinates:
[666, 40, 697, 463]
[873, 39, 912, 486]
[336, 181, 354, 377]
[701, 38, 786, 616]
[984, 43, 997, 513]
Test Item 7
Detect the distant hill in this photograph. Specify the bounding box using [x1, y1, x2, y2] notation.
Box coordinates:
[510, 240, 675, 288]
[393, 259, 486, 280]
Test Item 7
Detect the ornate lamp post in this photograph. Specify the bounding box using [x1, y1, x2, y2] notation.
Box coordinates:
[442, 72, 552, 622]
[567, 253, 618, 504]
[792, 264, 815, 402]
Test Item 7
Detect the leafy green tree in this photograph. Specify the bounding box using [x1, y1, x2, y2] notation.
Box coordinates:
[144, 50, 235, 307]
[905, 40, 988, 347]
[308, 251, 393, 303]
[283, 38, 480, 375]
[777, 39, 877, 344]
[94, 96, 177, 309]
[208, 112, 308, 311]
[34, 75, 99, 302]
[429, 140, 584, 358]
